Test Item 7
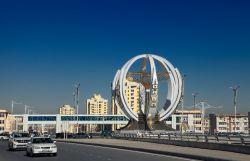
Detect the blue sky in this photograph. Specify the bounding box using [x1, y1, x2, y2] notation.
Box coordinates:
[0, 0, 249, 114]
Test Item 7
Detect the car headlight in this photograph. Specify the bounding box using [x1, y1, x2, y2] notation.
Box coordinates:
[34, 146, 41, 149]
[51, 146, 57, 149]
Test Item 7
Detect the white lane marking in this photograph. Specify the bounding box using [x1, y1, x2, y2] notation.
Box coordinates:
[58, 142, 199, 161]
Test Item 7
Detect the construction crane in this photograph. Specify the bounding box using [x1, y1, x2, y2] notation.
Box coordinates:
[194, 102, 223, 134]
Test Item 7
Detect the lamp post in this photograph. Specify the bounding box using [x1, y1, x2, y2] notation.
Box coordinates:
[181, 74, 186, 134]
[75, 83, 80, 133]
[230, 85, 240, 133]
[192, 93, 199, 132]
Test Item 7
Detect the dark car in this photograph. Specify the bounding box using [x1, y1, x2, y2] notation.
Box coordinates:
[100, 131, 113, 138]
[73, 133, 92, 139]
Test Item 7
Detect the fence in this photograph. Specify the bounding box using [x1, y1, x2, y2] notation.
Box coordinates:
[114, 132, 250, 145]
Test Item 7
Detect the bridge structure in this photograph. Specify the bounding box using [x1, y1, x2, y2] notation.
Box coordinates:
[12, 114, 129, 133]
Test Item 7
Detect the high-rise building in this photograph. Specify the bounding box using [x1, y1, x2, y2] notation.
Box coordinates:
[58, 104, 75, 133]
[112, 78, 141, 130]
[0, 109, 8, 133]
[58, 104, 75, 115]
[87, 94, 108, 115]
[4, 114, 17, 133]
[86, 94, 108, 132]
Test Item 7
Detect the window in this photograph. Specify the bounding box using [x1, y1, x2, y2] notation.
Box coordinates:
[194, 121, 201, 124]
[194, 114, 201, 118]
[28, 116, 56, 121]
[219, 122, 227, 125]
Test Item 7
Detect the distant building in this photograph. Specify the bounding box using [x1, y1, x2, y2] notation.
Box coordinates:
[87, 94, 108, 115]
[248, 112, 250, 134]
[86, 94, 108, 131]
[166, 109, 207, 133]
[4, 114, 16, 133]
[209, 113, 249, 134]
[112, 78, 141, 130]
[58, 104, 75, 133]
[0, 109, 9, 133]
[58, 104, 75, 115]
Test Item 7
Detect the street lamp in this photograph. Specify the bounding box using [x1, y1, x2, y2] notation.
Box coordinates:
[181, 74, 186, 134]
[73, 92, 76, 109]
[230, 85, 240, 133]
[75, 83, 80, 133]
[192, 93, 199, 132]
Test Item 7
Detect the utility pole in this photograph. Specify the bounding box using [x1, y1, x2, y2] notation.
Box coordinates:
[75, 83, 80, 133]
[230, 85, 240, 133]
[181, 74, 186, 134]
[192, 93, 199, 132]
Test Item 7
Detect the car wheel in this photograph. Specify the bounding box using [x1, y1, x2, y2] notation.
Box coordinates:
[53, 153, 57, 157]
[30, 150, 34, 157]
[26, 150, 30, 156]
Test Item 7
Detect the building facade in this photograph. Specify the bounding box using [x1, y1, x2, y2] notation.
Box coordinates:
[209, 114, 249, 134]
[166, 109, 208, 133]
[86, 94, 108, 131]
[87, 94, 108, 115]
[112, 79, 140, 130]
[4, 114, 16, 133]
[0, 109, 8, 133]
[58, 104, 75, 115]
[58, 104, 76, 133]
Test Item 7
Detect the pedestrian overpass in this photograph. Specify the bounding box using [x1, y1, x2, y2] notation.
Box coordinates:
[13, 114, 129, 133]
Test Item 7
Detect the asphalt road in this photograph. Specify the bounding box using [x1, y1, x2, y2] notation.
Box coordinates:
[0, 140, 197, 161]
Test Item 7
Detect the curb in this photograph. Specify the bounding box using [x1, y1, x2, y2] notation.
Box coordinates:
[56, 140, 231, 161]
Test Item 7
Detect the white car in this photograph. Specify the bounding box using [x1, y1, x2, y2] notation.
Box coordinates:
[26, 137, 57, 157]
[8, 132, 30, 150]
[0, 134, 9, 140]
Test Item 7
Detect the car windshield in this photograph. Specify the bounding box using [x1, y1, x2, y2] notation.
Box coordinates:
[32, 138, 53, 144]
[14, 133, 30, 138]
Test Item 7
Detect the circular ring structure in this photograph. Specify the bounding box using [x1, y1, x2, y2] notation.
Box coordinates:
[112, 54, 182, 121]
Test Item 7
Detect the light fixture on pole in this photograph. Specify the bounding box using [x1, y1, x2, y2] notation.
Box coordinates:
[192, 93, 199, 132]
[181, 74, 186, 134]
[230, 85, 240, 133]
[75, 83, 80, 133]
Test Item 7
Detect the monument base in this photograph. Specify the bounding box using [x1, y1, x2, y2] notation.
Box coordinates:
[119, 113, 174, 131]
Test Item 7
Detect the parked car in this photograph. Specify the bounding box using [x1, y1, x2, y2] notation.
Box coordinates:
[0, 132, 9, 140]
[8, 132, 31, 151]
[73, 133, 92, 139]
[26, 137, 57, 157]
[55, 133, 74, 139]
[100, 131, 113, 138]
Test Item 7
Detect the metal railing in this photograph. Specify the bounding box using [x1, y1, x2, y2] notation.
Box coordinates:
[114, 132, 250, 146]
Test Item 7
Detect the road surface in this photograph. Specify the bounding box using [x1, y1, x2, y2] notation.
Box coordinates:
[0, 141, 196, 161]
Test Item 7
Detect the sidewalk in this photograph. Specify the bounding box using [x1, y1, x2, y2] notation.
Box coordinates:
[56, 138, 250, 161]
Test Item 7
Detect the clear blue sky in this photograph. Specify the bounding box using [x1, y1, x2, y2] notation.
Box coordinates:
[0, 0, 249, 114]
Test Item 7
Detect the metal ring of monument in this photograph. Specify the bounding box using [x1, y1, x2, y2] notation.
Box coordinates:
[112, 54, 183, 122]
